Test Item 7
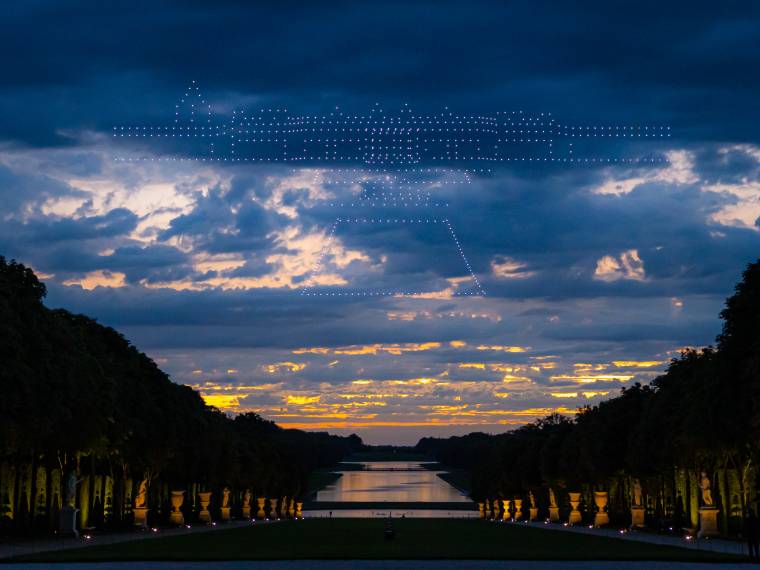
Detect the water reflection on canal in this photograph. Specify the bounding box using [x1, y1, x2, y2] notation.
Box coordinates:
[315, 461, 472, 504]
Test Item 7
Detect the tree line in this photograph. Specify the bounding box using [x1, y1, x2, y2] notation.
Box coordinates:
[0, 257, 362, 534]
[416, 259, 760, 536]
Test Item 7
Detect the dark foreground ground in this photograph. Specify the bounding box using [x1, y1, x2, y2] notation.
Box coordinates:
[14, 519, 741, 563]
[5, 562, 757, 570]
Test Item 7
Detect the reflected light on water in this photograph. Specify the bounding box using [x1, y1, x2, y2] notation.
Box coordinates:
[315, 461, 471, 503]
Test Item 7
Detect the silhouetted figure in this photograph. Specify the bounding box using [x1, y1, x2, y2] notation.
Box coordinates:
[744, 510, 760, 561]
[674, 493, 685, 530]
[92, 495, 104, 529]
[384, 516, 395, 540]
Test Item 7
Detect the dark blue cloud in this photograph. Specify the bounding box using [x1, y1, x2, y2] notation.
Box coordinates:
[2, 1, 760, 440]
[1, 1, 760, 147]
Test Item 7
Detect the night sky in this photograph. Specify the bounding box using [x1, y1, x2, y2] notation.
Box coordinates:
[2, 1, 760, 443]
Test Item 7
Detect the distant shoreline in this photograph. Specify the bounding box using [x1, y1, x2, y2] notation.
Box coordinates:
[303, 501, 476, 511]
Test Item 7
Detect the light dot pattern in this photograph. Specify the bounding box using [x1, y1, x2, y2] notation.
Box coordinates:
[111, 83, 674, 299]
[114, 83, 672, 168]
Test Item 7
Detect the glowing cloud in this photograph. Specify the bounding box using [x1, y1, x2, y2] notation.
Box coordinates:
[612, 360, 664, 368]
[286, 395, 321, 405]
[63, 270, 127, 290]
[294, 343, 442, 356]
[551, 373, 634, 384]
[264, 362, 306, 374]
[594, 249, 646, 282]
[592, 150, 698, 196]
[476, 345, 529, 353]
[491, 255, 535, 279]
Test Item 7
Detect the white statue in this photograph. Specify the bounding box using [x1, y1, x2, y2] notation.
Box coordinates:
[699, 472, 714, 507]
[64, 471, 78, 507]
[632, 478, 643, 507]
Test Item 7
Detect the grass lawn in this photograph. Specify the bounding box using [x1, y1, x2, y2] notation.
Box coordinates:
[17, 519, 740, 562]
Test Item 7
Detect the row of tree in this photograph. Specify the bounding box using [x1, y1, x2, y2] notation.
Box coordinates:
[0, 257, 363, 534]
[416, 259, 760, 535]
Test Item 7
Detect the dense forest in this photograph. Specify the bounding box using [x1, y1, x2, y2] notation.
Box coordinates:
[0, 257, 362, 535]
[417, 259, 760, 536]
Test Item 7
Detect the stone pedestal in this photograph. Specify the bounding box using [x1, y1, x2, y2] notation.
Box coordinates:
[59, 506, 79, 537]
[630, 506, 645, 528]
[514, 499, 523, 521]
[549, 506, 560, 522]
[220, 506, 231, 521]
[568, 492, 582, 525]
[242, 505, 251, 519]
[133, 506, 149, 528]
[593, 491, 609, 527]
[170, 491, 185, 526]
[198, 491, 212, 523]
[257, 497, 266, 519]
[529, 507, 538, 521]
[296, 502, 303, 519]
[698, 507, 720, 537]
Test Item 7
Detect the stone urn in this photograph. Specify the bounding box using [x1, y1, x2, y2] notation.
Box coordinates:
[257, 497, 266, 519]
[269, 497, 278, 519]
[502, 499, 512, 520]
[170, 490, 185, 526]
[568, 492, 582, 525]
[593, 491, 609, 527]
[513, 499, 523, 520]
[198, 491, 212, 523]
[296, 501, 303, 519]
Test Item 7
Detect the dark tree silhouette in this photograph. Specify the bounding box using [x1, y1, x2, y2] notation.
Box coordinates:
[0, 257, 362, 535]
[416, 259, 760, 534]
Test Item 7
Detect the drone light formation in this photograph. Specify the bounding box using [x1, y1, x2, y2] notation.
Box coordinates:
[112, 82, 671, 298]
